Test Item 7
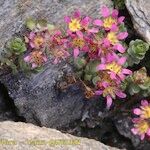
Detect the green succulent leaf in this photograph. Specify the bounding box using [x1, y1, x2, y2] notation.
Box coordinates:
[7, 38, 27, 55]
[74, 58, 87, 70]
[92, 76, 101, 85]
[25, 18, 36, 30]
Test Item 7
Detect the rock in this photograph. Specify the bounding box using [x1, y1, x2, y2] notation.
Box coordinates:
[0, 0, 113, 128]
[125, 0, 150, 43]
[0, 121, 122, 150]
[0, 83, 21, 121]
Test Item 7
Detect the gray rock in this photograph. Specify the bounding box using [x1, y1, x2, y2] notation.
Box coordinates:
[125, 0, 150, 43]
[0, 121, 122, 150]
[0, 0, 113, 128]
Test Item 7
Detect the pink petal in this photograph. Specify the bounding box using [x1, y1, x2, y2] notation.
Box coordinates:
[93, 19, 103, 26]
[117, 32, 128, 40]
[95, 90, 103, 95]
[118, 16, 125, 24]
[101, 6, 110, 17]
[131, 128, 138, 135]
[102, 38, 110, 47]
[53, 58, 58, 64]
[116, 91, 126, 98]
[110, 24, 118, 32]
[140, 134, 145, 140]
[73, 48, 79, 58]
[118, 73, 125, 80]
[88, 28, 99, 33]
[113, 44, 126, 53]
[132, 118, 140, 123]
[73, 10, 81, 18]
[30, 42, 35, 48]
[43, 57, 47, 62]
[32, 63, 38, 68]
[118, 57, 126, 65]
[109, 72, 117, 80]
[106, 95, 113, 109]
[112, 9, 119, 18]
[133, 108, 141, 115]
[64, 16, 71, 23]
[122, 69, 132, 75]
[102, 81, 109, 88]
[24, 56, 31, 62]
[81, 17, 91, 27]
[76, 30, 83, 38]
[147, 129, 150, 136]
[96, 64, 106, 71]
[141, 100, 149, 106]
[29, 32, 35, 39]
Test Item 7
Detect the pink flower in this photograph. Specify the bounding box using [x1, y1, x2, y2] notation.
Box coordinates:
[24, 51, 47, 68]
[131, 118, 150, 140]
[95, 81, 126, 109]
[28, 32, 45, 49]
[64, 10, 90, 35]
[97, 54, 132, 80]
[93, 6, 125, 31]
[133, 100, 150, 119]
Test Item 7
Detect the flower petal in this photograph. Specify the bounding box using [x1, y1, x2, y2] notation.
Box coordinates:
[96, 64, 106, 71]
[73, 10, 81, 18]
[24, 56, 31, 62]
[118, 16, 125, 24]
[101, 6, 110, 17]
[73, 48, 79, 58]
[76, 30, 83, 38]
[131, 128, 138, 135]
[93, 19, 103, 26]
[141, 100, 149, 106]
[147, 129, 150, 136]
[106, 95, 113, 109]
[81, 17, 91, 27]
[117, 32, 128, 40]
[113, 44, 126, 53]
[95, 90, 103, 95]
[116, 91, 126, 98]
[140, 134, 145, 140]
[133, 108, 141, 115]
[32, 63, 38, 68]
[118, 57, 126, 65]
[122, 69, 132, 75]
[64, 16, 71, 23]
[112, 9, 119, 18]
[88, 28, 99, 33]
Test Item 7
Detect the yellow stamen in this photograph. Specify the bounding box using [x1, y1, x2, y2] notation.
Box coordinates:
[34, 36, 44, 48]
[72, 38, 84, 48]
[107, 32, 118, 45]
[141, 106, 150, 119]
[103, 86, 115, 98]
[106, 62, 122, 74]
[69, 19, 81, 32]
[103, 17, 116, 29]
[136, 121, 149, 134]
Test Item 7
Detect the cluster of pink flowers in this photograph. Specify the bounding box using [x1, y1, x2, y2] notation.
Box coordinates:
[64, 6, 132, 108]
[24, 27, 69, 69]
[131, 100, 150, 140]
[23, 6, 132, 108]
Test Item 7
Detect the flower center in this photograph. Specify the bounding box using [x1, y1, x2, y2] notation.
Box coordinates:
[136, 121, 149, 134]
[72, 38, 84, 48]
[106, 61, 122, 74]
[107, 32, 118, 45]
[142, 106, 150, 119]
[103, 17, 116, 29]
[31, 51, 45, 65]
[103, 86, 115, 98]
[69, 19, 81, 32]
[34, 36, 44, 48]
